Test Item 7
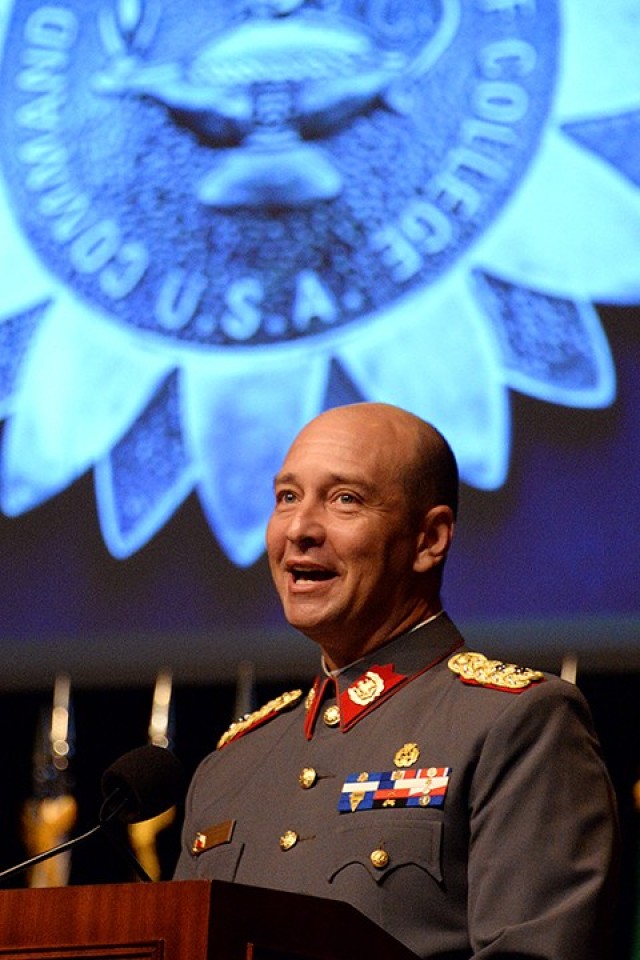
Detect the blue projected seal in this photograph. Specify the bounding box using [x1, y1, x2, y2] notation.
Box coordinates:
[0, 0, 634, 564]
[1, 0, 557, 347]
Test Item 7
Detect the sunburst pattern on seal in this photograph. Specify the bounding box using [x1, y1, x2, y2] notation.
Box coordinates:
[0, 0, 638, 565]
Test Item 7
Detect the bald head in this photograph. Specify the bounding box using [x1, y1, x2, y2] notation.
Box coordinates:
[298, 403, 459, 521]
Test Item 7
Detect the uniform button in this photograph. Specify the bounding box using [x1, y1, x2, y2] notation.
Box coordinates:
[279, 830, 299, 851]
[298, 767, 318, 789]
[323, 705, 340, 727]
[370, 848, 389, 869]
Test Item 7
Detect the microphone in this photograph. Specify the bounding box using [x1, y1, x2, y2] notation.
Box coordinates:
[0, 745, 184, 884]
[101, 743, 184, 823]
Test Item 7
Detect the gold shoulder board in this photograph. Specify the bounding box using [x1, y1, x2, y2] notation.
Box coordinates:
[217, 689, 303, 748]
[448, 652, 544, 693]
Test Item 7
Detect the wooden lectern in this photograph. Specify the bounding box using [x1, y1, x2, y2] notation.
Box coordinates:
[0, 879, 418, 960]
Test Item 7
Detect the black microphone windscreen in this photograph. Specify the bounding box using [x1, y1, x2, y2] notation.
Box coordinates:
[101, 744, 184, 823]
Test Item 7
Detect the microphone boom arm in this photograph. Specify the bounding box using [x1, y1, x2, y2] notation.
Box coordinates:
[0, 789, 153, 884]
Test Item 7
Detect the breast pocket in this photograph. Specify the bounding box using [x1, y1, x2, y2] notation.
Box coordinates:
[327, 816, 443, 886]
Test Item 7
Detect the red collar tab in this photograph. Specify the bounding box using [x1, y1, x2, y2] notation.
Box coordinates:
[339, 663, 408, 731]
[304, 676, 332, 741]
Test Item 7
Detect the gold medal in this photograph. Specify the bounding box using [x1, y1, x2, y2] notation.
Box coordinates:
[394, 742, 420, 768]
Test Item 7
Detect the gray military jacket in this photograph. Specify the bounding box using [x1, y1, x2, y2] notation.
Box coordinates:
[174, 614, 618, 959]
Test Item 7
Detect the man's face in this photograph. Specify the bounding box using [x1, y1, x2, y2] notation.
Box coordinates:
[266, 407, 427, 666]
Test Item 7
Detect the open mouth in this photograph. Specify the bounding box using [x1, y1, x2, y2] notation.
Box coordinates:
[290, 568, 336, 583]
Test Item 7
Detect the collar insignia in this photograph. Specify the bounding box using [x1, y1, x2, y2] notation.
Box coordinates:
[304, 676, 330, 740]
[347, 669, 385, 705]
[304, 684, 317, 711]
[340, 663, 407, 730]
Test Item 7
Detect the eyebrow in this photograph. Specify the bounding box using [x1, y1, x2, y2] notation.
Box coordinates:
[273, 471, 377, 495]
[273, 471, 297, 487]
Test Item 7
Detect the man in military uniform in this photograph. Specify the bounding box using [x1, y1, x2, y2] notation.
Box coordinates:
[174, 402, 618, 959]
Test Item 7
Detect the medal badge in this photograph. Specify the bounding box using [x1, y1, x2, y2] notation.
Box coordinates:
[394, 743, 421, 768]
[339, 767, 451, 812]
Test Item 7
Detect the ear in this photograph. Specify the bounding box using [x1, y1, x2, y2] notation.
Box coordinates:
[413, 505, 455, 574]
